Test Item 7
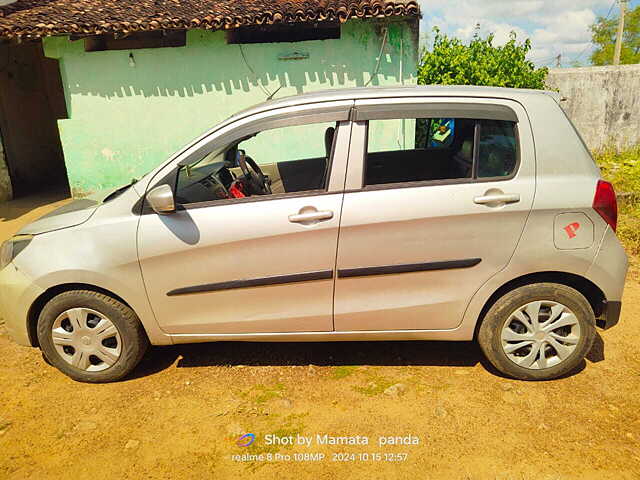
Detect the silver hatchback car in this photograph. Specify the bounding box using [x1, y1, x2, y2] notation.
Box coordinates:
[0, 86, 628, 382]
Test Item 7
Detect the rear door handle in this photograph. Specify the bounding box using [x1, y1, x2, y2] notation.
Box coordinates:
[474, 193, 520, 205]
[289, 210, 334, 224]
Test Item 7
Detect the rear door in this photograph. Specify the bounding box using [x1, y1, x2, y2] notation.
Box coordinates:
[334, 97, 535, 331]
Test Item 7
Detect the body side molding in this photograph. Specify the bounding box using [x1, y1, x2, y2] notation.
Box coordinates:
[337, 258, 482, 278]
[167, 270, 334, 296]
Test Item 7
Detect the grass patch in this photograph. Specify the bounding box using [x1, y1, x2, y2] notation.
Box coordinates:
[239, 382, 285, 404]
[595, 145, 640, 255]
[253, 383, 284, 404]
[331, 366, 358, 379]
[353, 376, 396, 396]
[242, 414, 307, 472]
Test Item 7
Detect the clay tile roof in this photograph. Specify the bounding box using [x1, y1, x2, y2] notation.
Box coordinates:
[0, 0, 420, 40]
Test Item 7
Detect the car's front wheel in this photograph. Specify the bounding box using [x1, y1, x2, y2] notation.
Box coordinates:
[478, 283, 596, 381]
[37, 290, 148, 383]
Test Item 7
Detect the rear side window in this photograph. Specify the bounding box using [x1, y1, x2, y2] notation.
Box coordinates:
[365, 118, 518, 187]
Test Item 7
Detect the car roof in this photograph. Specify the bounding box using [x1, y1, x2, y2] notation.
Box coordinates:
[223, 85, 559, 127]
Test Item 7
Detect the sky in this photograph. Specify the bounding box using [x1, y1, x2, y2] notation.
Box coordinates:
[417, 0, 640, 67]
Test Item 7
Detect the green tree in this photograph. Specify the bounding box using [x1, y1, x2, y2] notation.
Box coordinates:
[590, 4, 640, 65]
[418, 28, 548, 89]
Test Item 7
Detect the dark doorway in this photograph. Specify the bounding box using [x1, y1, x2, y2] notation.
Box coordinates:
[0, 40, 69, 198]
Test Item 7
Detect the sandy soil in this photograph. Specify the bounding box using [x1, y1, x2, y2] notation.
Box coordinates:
[0, 194, 639, 479]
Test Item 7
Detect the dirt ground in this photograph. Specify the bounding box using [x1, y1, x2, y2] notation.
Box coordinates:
[1, 194, 639, 480]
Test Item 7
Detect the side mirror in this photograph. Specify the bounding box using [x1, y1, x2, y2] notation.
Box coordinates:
[147, 184, 176, 215]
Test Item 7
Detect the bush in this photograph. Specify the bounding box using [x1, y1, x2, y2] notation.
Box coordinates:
[418, 28, 548, 89]
[595, 145, 640, 255]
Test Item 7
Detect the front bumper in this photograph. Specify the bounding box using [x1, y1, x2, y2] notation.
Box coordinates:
[0, 263, 44, 346]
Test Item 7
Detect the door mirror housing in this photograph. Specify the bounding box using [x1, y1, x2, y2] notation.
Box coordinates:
[147, 184, 176, 215]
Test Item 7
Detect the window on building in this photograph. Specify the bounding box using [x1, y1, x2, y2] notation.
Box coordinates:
[365, 118, 517, 186]
[175, 121, 337, 205]
[227, 23, 340, 44]
[83, 30, 186, 52]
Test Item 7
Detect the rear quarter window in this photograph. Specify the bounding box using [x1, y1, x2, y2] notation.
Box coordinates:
[477, 120, 518, 178]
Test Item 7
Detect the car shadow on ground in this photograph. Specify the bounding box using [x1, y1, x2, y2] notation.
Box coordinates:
[128, 332, 605, 381]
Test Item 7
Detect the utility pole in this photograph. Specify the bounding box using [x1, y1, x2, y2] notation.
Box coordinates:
[613, 0, 627, 65]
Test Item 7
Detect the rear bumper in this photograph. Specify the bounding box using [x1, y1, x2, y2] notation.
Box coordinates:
[0, 263, 43, 346]
[597, 300, 622, 330]
[586, 226, 628, 312]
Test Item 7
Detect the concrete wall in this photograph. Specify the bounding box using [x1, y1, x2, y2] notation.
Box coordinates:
[546, 65, 640, 152]
[44, 19, 418, 196]
[0, 130, 12, 202]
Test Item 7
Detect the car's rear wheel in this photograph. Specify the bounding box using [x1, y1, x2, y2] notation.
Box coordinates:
[37, 290, 148, 383]
[478, 283, 596, 381]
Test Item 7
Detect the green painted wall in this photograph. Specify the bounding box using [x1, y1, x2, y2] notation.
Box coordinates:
[44, 19, 418, 196]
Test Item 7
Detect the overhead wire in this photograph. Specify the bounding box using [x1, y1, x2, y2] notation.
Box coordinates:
[532, 55, 562, 66]
[569, 0, 618, 65]
[364, 27, 388, 87]
[238, 44, 273, 99]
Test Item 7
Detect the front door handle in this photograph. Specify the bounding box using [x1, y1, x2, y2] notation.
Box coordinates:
[474, 193, 520, 206]
[288, 209, 334, 224]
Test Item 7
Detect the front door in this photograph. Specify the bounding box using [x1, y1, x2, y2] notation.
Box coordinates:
[138, 113, 351, 335]
[334, 98, 536, 331]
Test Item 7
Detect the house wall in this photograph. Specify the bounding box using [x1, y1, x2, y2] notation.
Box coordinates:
[44, 19, 419, 196]
[546, 65, 640, 152]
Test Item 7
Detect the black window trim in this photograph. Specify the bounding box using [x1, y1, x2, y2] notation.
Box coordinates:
[472, 121, 481, 179]
[359, 117, 521, 192]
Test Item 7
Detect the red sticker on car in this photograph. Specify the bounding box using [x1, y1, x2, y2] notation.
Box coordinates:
[564, 222, 580, 239]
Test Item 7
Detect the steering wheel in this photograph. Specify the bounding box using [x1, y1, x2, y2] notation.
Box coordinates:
[236, 150, 272, 195]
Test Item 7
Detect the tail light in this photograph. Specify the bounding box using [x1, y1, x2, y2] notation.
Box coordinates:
[593, 180, 617, 232]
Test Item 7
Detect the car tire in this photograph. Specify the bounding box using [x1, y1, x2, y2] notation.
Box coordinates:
[37, 290, 149, 383]
[478, 283, 596, 381]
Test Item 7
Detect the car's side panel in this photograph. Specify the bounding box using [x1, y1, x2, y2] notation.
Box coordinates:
[333, 98, 536, 331]
[136, 115, 353, 335]
[137, 193, 344, 334]
[11, 186, 172, 346]
[452, 96, 619, 340]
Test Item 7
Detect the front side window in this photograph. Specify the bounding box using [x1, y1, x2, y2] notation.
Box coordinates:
[175, 121, 337, 205]
[365, 117, 517, 187]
